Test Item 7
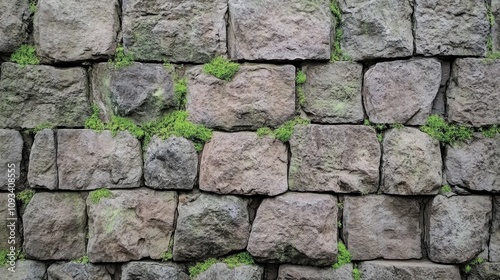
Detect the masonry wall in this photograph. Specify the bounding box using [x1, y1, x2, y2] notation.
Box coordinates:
[1, 0, 500, 279]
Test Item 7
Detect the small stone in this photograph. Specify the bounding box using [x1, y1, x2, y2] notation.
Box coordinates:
[301, 62, 364, 124]
[363, 59, 441, 125]
[427, 195, 492, 263]
[0, 0, 28, 53]
[468, 262, 500, 280]
[247, 192, 337, 266]
[0, 260, 47, 280]
[358, 260, 461, 280]
[122, 262, 188, 280]
[0, 129, 23, 190]
[23, 193, 87, 260]
[490, 197, 500, 261]
[0, 193, 19, 251]
[200, 132, 288, 196]
[28, 129, 57, 189]
[48, 263, 112, 280]
[196, 263, 264, 280]
[343, 195, 422, 260]
[173, 193, 250, 261]
[277, 264, 353, 280]
[289, 125, 380, 194]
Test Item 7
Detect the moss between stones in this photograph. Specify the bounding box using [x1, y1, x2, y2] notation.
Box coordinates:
[464, 257, 484, 274]
[110, 45, 134, 69]
[174, 77, 188, 110]
[440, 185, 452, 193]
[257, 117, 310, 142]
[72, 255, 90, 264]
[296, 70, 307, 107]
[88, 189, 112, 204]
[17, 189, 35, 206]
[203, 56, 240, 81]
[330, 0, 351, 62]
[27, 122, 55, 135]
[0, 250, 25, 266]
[352, 265, 361, 280]
[420, 115, 473, 145]
[188, 252, 254, 279]
[332, 241, 351, 269]
[29, 0, 37, 13]
[10, 45, 40, 66]
[480, 125, 500, 138]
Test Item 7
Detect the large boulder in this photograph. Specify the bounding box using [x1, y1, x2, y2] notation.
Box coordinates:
[247, 192, 337, 266]
[0, 193, 19, 251]
[491, 197, 500, 261]
[0, 0, 28, 53]
[0, 129, 23, 190]
[200, 132, 288, 196]
[468, 262, 500, 280]
[28, 129, 57, 189]
[186, 64, 295, 131]
[0, 260, 47, 280]
[195, 263, 264, 280]
[47, 263, 112, 280]
[277, 264, 353, 280]
[358, 260, 461, 280]
[289, 125, 380, 194]
[0, 63, 90, 129]
[121, 262, 188, 280]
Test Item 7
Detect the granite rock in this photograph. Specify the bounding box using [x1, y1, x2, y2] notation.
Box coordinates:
[28, 129, 57, 189]
[0, 129, 23, 190]
[358, 260, 461, 280]
[0, 0, 28, 53]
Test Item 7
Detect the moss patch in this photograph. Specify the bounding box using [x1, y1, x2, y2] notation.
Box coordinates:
[480, 125, 500, 138]
[203, 57, 240, 81]
[296, 70, 307, 107]
[332, 241, 351, 269]
[72, 255, 90, 264]
[464, 257, 484, 274]
[89, 189, 112, 204]
[189, 258, 218, 279]
[189, 252, 255, 279]
[257, 117, 310, 142]
[17, 189, 35, 206]
[11, 45, 40, 66]
[420, 115, 473, 145]
[330, 1, 351, 62]
[110, 45, 134, 69]
[352, 265, 361, 280]
[440, 185, 452, 193]
[174, 77, 188, 110]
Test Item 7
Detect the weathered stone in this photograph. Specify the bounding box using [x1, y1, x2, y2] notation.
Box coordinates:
[28, 129, 57, 189]
[427, 195, 492, 263]
[468, 262, 500, 280]
[339, 0, 413, 61]
[200, 132, 288, 196]
[122, 262, 188, 280]
[91, 63, 176, 123]
[48, 263, 111, 280]
[0, 0, 28, 53]
[415, 0, 489, 56]
[363, 59, 441, 125]
[431, 61, 451, 117]
[187, 64, 295, 131]
[247, 192, 337, 266]
[23, 193, 87, 260]
[446, 134, 500, 192]
[358, 260, 461, 280]
[491, 198, 500, 261]
[343, 195, 422, 260]
[301, 62, 364, 123]
[447, 59, 500, 126]
[57, 130, 142, 190]
[0, 129, 23, 190]
[381, 127, 442, 195]
[196, 263, 264, 280]
[173, 193, 250, 261]
[289, 125, 380, 193]
[0, 63, 90, 128]
[34, 0, 120, 62]
[493, 0, 500, 53]
[0, 193, 19, 251]
[144, 136, 198, 190]
[87, 189, 177, 262]
[0, 260, 47, 280]
[277, 264, 352, 280]
[123, 0, 226, 63]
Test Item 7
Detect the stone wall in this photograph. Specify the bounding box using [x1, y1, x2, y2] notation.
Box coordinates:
[1, 0, 500, 279]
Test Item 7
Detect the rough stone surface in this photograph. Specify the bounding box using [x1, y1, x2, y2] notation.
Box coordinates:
[173, 193, 250, 261]
[123, 0, 227, 63]
[0, 0, 28, 53]
[247, 192, 337, 266]
[28, 129, 57, 189]
[343, 195, 422, 260]
[339, 0, 413, 61]
[0, 193, 19, 251]
[301, 62, 364, 123]
[87, 189, 177, 263]
[363, 59, 441, 125]
[491, 197, 500, 261]
[358, 260, 461, 280]
[0, 129, 23, 190]
[91, 63, 176, 123]
[447, 59, 500, 126]
[57, 130, 142, 190]
[493, 0, 500, 53]
[431, 61, 451, 117]
[122, 262, 188, 280]
[289, 125, 380, 193]
[277, 264, 352, 280]
[468, 262, 500, 280]
[445, 134, 500, 192]
[200, 132, 288, 196]
[414, 0, 489, 56]
[144, 136, 198, 190]
[0, 260, 47, 280]
[427, 195, 492, 263]
[187, 64, 295, 131]
[381, 127, 442, 195]
[0, 63, 90, 129]
[34, 0, 120, 62]
[196, 263, 264, 280]
[48, 263, 111, 280]
[23, 193, 87, 260]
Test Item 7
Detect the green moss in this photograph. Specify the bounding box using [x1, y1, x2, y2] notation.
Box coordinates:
[487, 6, 495, 26]
[329, 1, 351, 63]
[390, 123, 404, 129]
[17, 189, 35, 206]
[72, 255, 90, 264]
[89, 189, 112, 204]
[27, 122, 54, 134]
[352, 266, 361, 280]
[332, 241, 351, 269]
[337, 221, 342, 228]
[273, 117, 311, 142]
[480, 125, 500, 138]
[110, 45, 134, 69]
[163, 59, 175, 71]
[464, 257, 484, 274]
[330, 0, 342, 22]
[296, 70, 307, 85]
[420, 115, 473, 145]
[441, 185, 452, 193]
[85, 105, 106, 131]
[29, 0, 37, 13]
[10, 45, 40, 66]
[161, 251, 173, 262]
[85, 105, 144, 138]
[203, 56, 240, 81]
[256, 127, 273, 137]
[0, 250, 25, 266]
[189, 258, 218, 279]
[295, 70, 307, 107]
[337, 202, 344, 209]
[174, 78, 188, 110]
[222, 252, 254, 269]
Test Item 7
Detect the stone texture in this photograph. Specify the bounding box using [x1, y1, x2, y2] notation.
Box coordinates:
[493, 0, 500, 53]
[23, 193, 87, 260]
[123, 0, 226, 63]
[289, 125, 380, 193]
[57, 130, 142, 190]
[0, 63, 90, 129]
[339, 0, 413, 61]
[0, 260, 47, 280]
[381, 127, 442, 195]
[196, 263, 264, 280]
[445, 134, 500, 192]
[301, 62, 364, 123]
[122, 262, 188, 280]
[468, 262, 500, 280]
[228, 0, 331, 61]
[28, 129, 57, 189]
[91, 63, 176, 123]
[200, 132, 288, 196]
[427, 195, 492, 263]
[187, 64, 295, 131]
[34, 0, 120, 62]
[415, 0, 489, 56]
[447, 59, 500, 126]
[0, 0, 28, 53]
[358, 260, 461, 280]
[0, 193, 19, 251]
[491, 197, 500, 261]
[431, 61, 451, 117]
[277, 264, 353, 280]
[144, 136, 198, 190]
[363, 59, 441, 125]
[0, 129, 23, 190]
[87, 189, 177, 263]
[343, 195, 422, 260]
[48, 263, 111, 280]
[247, 192, 337, 266]
[173, 193, 250, 261]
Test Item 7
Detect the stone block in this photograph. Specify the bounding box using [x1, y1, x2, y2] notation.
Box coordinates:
[277, 264, 352, 280]
[0, 260, 47, 280]
[358, 260, 461, 280]
[0, 129, 23, 190]
[196, 263, 264, 280]
[48, 263, 111, 280]
[0, 0, 28, 53]
[122, 262, 188, 280]
[28, 129, 57, 189]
